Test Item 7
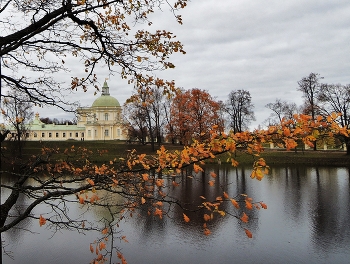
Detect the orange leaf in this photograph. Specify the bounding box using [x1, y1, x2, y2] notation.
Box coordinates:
[244, 228, 253, 238]
[142, 173, 149, 181]
[283, 128, 291, 137]
[154, 201, 163, 207]
[203, 214, 211, 221]
[154, 208, 163, 219]
[79, 196, 85, 204]
[208, 180, 215, 186]
[241, 212, 249, 223]
[230, 198, 240, 209]
[99, 241, 106, 251]
[260, 202, 268, 209]
[101, 228, 108, 234]
[183, 213, 190, 223]
[245, 200, 253, 210]
[87, 178, 95, 186]
[210, 171, 217, 178]
[223, 192, 229, 199]
[90, 244, 94, 253]
[172, 181, 179, 187]
[141, 197, 146, 204]
[39, 215, 46, 227]
[155, 179, 164, 187]
[203, 228, 211, 236]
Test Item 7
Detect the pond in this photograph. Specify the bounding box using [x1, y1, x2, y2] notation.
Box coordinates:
[2, 165, 350, 264]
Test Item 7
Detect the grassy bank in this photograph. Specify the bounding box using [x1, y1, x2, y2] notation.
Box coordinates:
[2, 140, 349, 167]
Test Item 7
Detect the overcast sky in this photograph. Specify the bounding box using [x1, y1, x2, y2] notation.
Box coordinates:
[33, 0, 350, 129]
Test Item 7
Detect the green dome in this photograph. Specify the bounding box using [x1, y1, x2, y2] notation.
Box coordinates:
[92, 95, 120, 107]
[91, 80, 120, 107]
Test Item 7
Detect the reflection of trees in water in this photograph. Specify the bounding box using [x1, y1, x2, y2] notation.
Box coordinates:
[282, 166, 308, 221]
[308, 167, 350, 252]
[128, 165, 264, 239]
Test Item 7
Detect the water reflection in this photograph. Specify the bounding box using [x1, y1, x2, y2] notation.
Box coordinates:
[2, 165, 350, 264]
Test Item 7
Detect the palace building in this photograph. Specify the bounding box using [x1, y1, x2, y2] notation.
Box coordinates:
[7, 81, 127, 141]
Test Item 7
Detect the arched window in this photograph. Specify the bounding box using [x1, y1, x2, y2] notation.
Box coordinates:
[104, 113, 108, 121]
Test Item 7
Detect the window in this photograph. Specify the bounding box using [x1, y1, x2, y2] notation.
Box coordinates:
[34, 132, 37, 138]
[104, 113, 108, 121]
[49, 132, 52, 138]
[42, 132, 45, 137]
[56, 132, 59, 138]
[104, 129, 109, 137]
[81, 132, 84, 137]
[117, 129, 120, 137]
[26, 133, 29, 138]
[94, 130, 97, 137]
[88, 130, 91, 137]
[75, 132, 79, 137]
[69, 132, 72, 137]
[63, 133, 66, 138]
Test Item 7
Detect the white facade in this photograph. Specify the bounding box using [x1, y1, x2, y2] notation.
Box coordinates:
[6, 81, 127, 141]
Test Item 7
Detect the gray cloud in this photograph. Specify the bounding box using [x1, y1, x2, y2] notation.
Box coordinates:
[31, 0, 350, 128]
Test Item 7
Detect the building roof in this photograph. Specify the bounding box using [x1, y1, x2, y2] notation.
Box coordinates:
[92, 80, 120, 108]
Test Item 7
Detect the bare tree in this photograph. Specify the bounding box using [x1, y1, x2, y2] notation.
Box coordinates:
[225, 90, 255, 133]
[318, 83, 350, 154]
[1, 90, 34, 157]
[265, 98, 298, 125]
[0, 0, 186, 109]
[297, 73, 323, 150]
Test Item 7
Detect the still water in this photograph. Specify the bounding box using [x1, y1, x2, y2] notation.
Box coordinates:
[2, 165, 350, 264]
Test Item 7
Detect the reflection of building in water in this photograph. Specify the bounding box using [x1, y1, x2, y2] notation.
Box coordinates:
[5, 81, 127, 141]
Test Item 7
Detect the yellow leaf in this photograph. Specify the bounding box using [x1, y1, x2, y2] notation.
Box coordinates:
[218, 210, 226, 216]
[141, 197, 146, 204]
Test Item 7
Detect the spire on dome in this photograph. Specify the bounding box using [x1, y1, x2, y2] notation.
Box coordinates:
[102, 80, 110, 95]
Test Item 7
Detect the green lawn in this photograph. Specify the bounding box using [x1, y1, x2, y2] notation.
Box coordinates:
[2, 140, 349, 166]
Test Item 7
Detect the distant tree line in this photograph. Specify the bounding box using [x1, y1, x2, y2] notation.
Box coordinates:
[123, 72, 349, 153]
[123, 86, 255, 149]
[39, 117, 77, 125]
[265, 72, 350, 153]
